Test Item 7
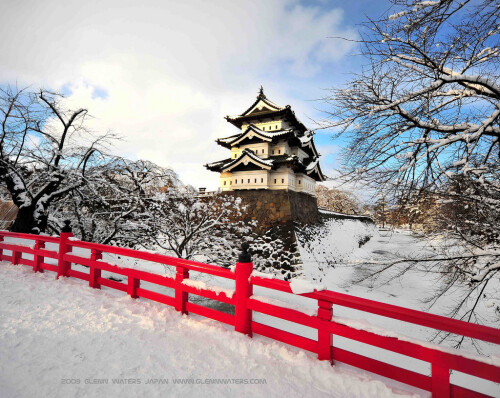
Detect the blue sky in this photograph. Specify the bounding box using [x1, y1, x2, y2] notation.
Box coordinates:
[0, 0, 395, 191]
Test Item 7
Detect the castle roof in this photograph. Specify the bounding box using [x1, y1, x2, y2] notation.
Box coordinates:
[224, 87, 307, 131]
[216, 124, 295, 148]
[204, 148, 326, 181]
[216, 123, 319, 159]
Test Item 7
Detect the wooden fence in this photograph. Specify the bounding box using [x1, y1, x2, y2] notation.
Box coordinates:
[0, 228, 498, 397]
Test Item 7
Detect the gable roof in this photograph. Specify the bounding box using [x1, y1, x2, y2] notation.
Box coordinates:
[216, 124, 295, 148]
[299, 130, 319, 158]
[221, 149, 274, 172]
[225, 87, 307, 131]
[304, 159, 326, 181]
[239, 86, 285, 117]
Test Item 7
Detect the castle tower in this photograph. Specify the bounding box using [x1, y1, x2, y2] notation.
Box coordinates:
[205, 87, 325, 195]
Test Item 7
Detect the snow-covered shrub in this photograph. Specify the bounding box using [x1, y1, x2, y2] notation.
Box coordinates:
[249, 224, 303, 281]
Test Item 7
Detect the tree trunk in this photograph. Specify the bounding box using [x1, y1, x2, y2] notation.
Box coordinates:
[10, 205, 47, 234]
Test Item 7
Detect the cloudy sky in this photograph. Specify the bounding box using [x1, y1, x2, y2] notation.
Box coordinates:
[0, 0, 393, 190]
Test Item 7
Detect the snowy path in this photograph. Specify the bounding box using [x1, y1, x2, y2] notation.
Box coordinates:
[0, 263, 420, 398]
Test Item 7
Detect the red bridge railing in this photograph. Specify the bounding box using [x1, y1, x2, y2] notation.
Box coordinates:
[0, 229, 499, 397]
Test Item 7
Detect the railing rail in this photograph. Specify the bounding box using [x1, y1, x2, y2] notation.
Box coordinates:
[0, 229, 498, 398]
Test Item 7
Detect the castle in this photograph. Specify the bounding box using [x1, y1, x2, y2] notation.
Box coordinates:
[205, 87, 325, 196]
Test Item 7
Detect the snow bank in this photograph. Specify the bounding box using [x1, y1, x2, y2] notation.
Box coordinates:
[0, 263, 419, 398]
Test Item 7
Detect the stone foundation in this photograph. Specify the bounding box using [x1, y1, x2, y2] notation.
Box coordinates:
[222, 189, 319, 233]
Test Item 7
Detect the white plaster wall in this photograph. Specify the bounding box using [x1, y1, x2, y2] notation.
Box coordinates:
[270, 140, 291, 156]
[220, 170, 270, 190]
[291, 147, 309, 162]
[230, 142, 270, 159]
[220, 170, 316, 196]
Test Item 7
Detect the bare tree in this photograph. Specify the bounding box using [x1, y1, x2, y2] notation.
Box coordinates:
[0, 87, 115, 233]
[323, 0, 499, 329]
[48, 159, 182, 245]
[316, 185, 361, 214]
[144, 191, 254, 265]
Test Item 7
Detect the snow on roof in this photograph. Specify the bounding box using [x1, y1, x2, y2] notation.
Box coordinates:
[240, 148, 274, 167]
[218, 125, 295, 146]
[217, 134, 240, 144]
[232, 87, 285, 118]
[305, 159, 319, 172]
[205, 158, 231, 168]
[299, 131, 314, 145]
[220, 149, 274, 172]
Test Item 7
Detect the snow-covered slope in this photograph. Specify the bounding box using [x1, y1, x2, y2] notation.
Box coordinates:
[0, 263, 420, 398]
[295, 217, 376, 282]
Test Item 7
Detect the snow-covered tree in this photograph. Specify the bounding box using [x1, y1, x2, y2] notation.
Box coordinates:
[323, 0, 499, 328]
[48, 159, 182, 245]
[144, 191, 255, 265]
[316, 185, 361, 214]
[0, 87, 115, 233]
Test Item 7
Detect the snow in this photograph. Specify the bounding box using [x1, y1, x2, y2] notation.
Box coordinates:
[332, 316, 500, 367]
[251, 270, 274, 279]
[251, 295, 317, 317]
[295, 225, 500, 396]
[290, 278, 326, 294]
[182, 279, 235, 299]
[2, 228, 499, 396]
[296, 218, 376, 281]
[0, 263, 421, 398]
[318, 208, 373, 221]
[305, 159, 319, 172]
[388, 11, 407, 20]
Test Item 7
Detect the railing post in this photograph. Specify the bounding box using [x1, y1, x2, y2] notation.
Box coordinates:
[57, 220, 73, 279]
[12, 249, 20, 265]
[128, 274, 140, 299]
[234, 242, 253, 337]
[33, 239, 45, 273]
[175, 266, 189, 314]
[431, 362, 450, 397]
[89, 249, 102, 289]
[317, 299, 334, 364]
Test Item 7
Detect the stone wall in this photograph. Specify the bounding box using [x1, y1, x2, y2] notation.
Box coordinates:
[222, 189, 319, 233]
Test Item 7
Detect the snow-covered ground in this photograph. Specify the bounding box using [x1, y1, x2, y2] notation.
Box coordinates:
[297, 226, 500, 397]
[0, 263, 420, 398]
[1, 228, 499, 397]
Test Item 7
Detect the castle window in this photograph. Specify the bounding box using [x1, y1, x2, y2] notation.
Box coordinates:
[235, 180, 237, 184]
[224, 181, 226, 186]
[272, 150, 275, 155]
[241, 179, 243, 183]
[275, 125, 277, 129]
[254, 178, 257, 183]
[230, 181, 232, 185]
[278, 150, 281, 154]
[261, 178, 263, 183]
[274, 179, 276, 184]
[281, 179, 284, 183]
[248, 179, 250, 183]
[299, 180, 301, 184]
[261, 149, 264, 154]
[263, 126, 265, 130]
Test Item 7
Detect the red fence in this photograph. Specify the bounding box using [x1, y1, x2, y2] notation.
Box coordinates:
[0, 230, 499, 397]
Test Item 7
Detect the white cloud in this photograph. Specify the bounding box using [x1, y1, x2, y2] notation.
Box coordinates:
[0, 0, 357, 188]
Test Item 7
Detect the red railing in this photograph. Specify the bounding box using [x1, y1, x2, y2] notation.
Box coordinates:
[0, 230, 499, 397]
